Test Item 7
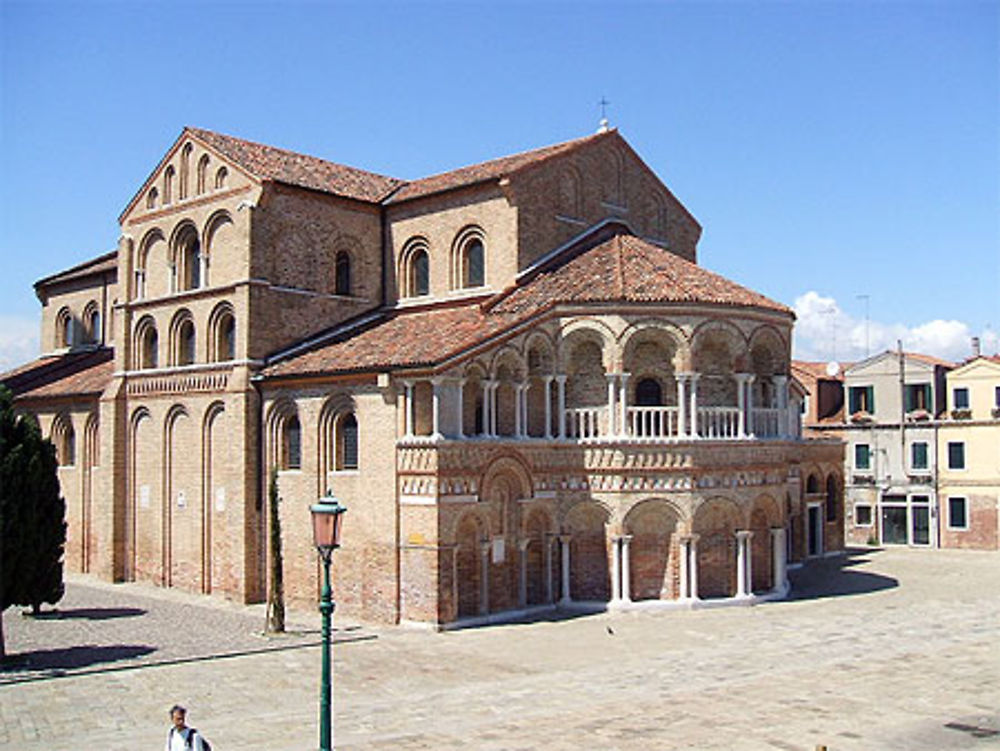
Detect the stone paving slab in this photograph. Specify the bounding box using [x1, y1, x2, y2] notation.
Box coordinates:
[1, 547, 998, 750]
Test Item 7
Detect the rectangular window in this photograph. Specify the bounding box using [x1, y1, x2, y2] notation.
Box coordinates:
[849, 386, 874, 414]
[855, 504, 872, 526]
[855, 443, 871, 470]
[995, 386, 1000, 408]
[948, 497, 968, 530]
[953, 387, 970, 410]
[905, 383, 931, 412]
[910, 442, 928, 470]
[947, 441, 965, 470]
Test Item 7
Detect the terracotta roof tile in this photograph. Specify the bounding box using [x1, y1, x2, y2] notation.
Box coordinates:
[488, 234, 791, 315]
[387, 131, 611, 203]
[265, 232, 791, 379]
[2, 349, 114, 400]
[187, 128, 405, 204]
[35, 251, 117, 290]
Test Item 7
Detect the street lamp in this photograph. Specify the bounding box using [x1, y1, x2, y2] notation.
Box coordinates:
[310, 491, 346, 751]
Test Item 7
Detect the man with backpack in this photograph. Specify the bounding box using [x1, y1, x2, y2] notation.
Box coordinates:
[165, 704, 210, 751]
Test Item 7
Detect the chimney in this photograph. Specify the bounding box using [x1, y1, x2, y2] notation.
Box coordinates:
[972, 336, 981, 357]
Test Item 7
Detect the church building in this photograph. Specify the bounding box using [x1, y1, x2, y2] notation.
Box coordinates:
[3, 126, 844, 627]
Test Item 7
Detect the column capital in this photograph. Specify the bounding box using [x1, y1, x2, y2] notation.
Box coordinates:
[558, 533, 573, 544]
[735, 529, 754, 541]
[518, 538, 531, 552]
[733, 372, 754, 384]
[479, 541, 493, 555]
[554, 373, 568, 384]
[772, 374, 788, 384]
[620, 534, 633, 545]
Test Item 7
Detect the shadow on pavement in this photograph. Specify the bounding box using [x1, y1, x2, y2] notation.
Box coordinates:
[788, 547, 898, 601]
[1, 644, 156, 674]
[28, 607, 147, 621]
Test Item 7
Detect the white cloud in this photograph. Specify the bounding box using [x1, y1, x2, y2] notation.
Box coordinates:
[792, 291, 993, 364]
[0, 315, 40, 372]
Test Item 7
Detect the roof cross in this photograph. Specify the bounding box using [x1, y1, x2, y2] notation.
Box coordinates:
[597, 96, 611, 133]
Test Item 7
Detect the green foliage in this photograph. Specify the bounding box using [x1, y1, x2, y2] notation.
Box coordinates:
[1, 386, 66, 618]
[266, 467, 285, 633]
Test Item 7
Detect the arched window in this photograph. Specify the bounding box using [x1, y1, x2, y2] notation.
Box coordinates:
[179, 143, 192, 200]
[635, 378, 663, 406]
[215, 166, 228, 190]
[177, 319, 196, 365]
[83, 303, 100, 345]
[806, 474, 819, 495]
[146, 187, 159, 210]
[826, 476, 839, 522]
[174, 226, 202, 292]
[56, 308, 73, 349]
[335, 251, 351, 296]
[336, 413, 359, 470]
[163, 166, 175, 204]
[462, 238, 484, 288]
[219, 314, 235, 361]
[196, 154, 210, 195]
[411, 248, 429, 296]
[282, 415, 302, 470]
[53, 416, 75, 467]
[135, 318, 158, 370]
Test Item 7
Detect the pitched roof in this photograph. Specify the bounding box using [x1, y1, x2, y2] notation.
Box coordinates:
[1, 348, 114, 400]
[186, 127, 405, 204]
[35, 250, 117, 290]
[487, 233, 791, 316]
[387, 130, 612, 203]
[264, 232, 791, 380]
[791, 360, 848, 382]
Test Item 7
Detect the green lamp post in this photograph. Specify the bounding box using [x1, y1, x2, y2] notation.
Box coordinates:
[310, 491, 346, 751]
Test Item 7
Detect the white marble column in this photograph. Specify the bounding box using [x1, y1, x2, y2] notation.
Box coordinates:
[773, 374, 789, 438]
[556, 375, 567, 439]
[735, 373, 751, 438]
[606, 373, 618, 438]
[518, 539, 530, 608]
[403, 380, 414, 437]
[479, 542, 491, 615]
[514, 383, 524, 437]
[771, 526, 787, 593]
[688, 374, 700, 438]
[482, 380, 496, 437]
[618, 373, 630, 438]
[456, 378, 465, 439]
[676, 375, 688, 440]
[610, 536, 622, 602]
[431, 378, 442, 439]
[736, 530, 753, 597]
[520, 383, 529, 438]
[678, 536, 691, 599]
[621, 535, 633, 602]
[543, 376, 553, 439]
[689, 534, 700, 600]
[559, 534, 572, 604]
[745, 375, 756, 438]
[545, 535, 555, 603]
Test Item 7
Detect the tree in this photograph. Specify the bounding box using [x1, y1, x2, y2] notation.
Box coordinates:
[265, 467, 285, 633]
[0, 386, 66, 659]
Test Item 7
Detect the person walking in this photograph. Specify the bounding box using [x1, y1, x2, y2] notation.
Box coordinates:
[165, 705, 207, 751]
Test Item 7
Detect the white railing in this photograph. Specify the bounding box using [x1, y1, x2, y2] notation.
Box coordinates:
[696, 407, 740, 439]
[752, 408, 781, 438]
[565, 407, 602, 439]
[627, 406, 681, 439]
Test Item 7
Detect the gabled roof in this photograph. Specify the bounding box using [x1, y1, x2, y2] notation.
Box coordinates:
[947, 354, 1000, 378]
[1, 348, 114, 400]
[791, 360, 848, 382]
[186, 127, 405, 204]
[264, 230, 791, 380]
[845, 349, 953, 374]
[35, 250, 117, 291]
[386, 130, 613, 204]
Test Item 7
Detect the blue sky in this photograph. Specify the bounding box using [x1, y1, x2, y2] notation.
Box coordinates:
[1, 0, 997, 369]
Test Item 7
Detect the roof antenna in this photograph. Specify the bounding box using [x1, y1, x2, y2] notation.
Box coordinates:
[597, 96, 610, 133]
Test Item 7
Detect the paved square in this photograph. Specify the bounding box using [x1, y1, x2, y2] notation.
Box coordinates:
[2, 547, 998, 750]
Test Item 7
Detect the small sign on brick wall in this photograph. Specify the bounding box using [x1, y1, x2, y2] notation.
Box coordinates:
[215, 486, 226, 512]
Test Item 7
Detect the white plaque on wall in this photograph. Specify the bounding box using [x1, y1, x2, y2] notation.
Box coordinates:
[491, 537, 505, 564]
[177, 490, 186, 509]
[215, 487, 226, 512]
[139, 485, 150, 509]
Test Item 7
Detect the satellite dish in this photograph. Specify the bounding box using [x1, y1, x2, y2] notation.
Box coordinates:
[825, 361, 840, 377]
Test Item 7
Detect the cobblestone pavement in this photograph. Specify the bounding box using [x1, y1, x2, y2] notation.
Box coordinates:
[2, 547, 998, 750]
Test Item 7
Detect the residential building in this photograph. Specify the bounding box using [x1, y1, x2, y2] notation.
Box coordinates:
[937, 356, 1000, 550]
[3, 126, 844, 628]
